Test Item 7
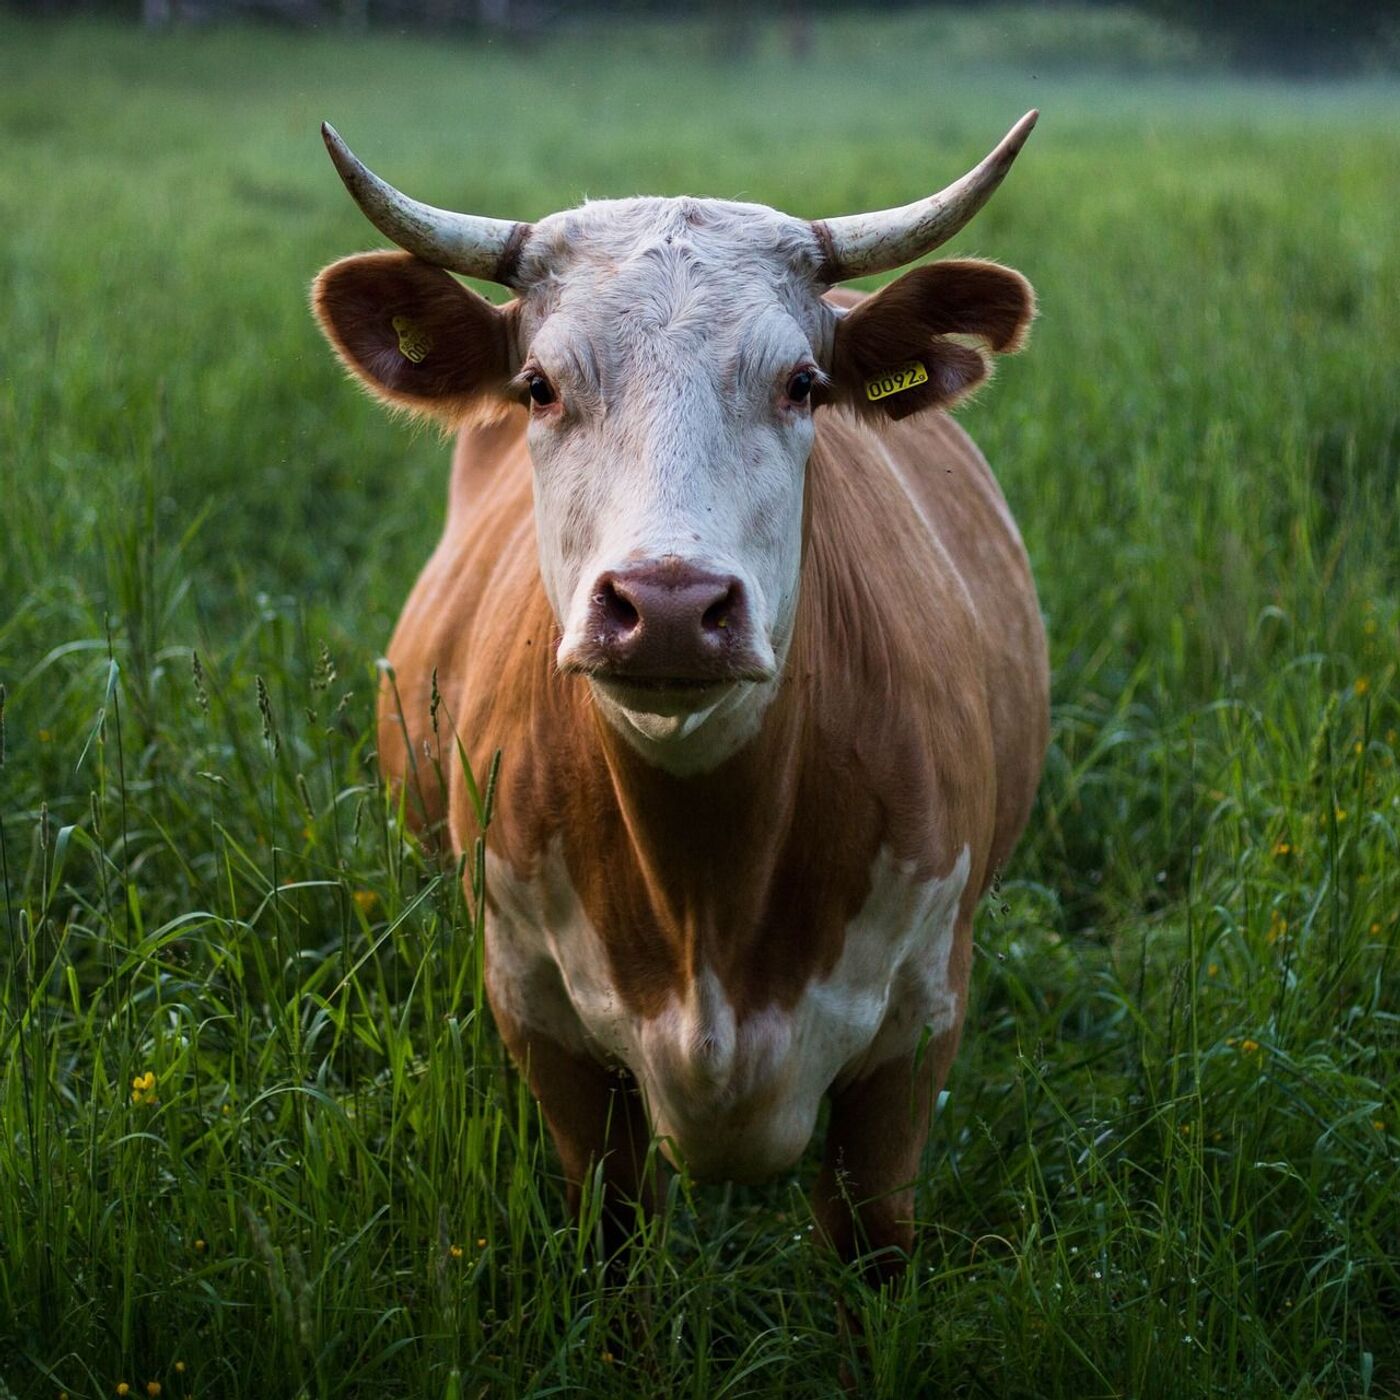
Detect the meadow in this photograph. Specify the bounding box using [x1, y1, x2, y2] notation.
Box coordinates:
[0, 9, 1397, 1397]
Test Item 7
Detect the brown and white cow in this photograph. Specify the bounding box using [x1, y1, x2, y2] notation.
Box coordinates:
[312, 114, 1049, 1279]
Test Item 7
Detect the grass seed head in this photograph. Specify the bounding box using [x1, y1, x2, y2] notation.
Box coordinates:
[313, 640, 337, 691]
[190, 650, 209, 715]
[255, 674, 280, 756]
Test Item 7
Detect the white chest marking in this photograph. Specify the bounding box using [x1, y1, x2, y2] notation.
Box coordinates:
[485, 841, 970, 1182]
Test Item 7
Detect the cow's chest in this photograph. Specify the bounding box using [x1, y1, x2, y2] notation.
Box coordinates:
[484, 841, 971, 1182]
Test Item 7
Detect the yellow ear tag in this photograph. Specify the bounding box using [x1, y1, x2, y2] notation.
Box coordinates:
[391, 314, 433, 364]
[865, 361, 929, 402]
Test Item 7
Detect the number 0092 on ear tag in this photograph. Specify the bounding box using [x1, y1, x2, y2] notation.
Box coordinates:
[865, 361, 929, 402]
[392, 315, 433, 364]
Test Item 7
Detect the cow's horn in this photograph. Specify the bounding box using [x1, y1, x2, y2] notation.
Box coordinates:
[812, 111, 1038, 282]
[321, 123, 531, 286]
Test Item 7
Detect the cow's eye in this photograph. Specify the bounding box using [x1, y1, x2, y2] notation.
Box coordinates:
[528, 374, 557, 407]
[786, 369, 815, 403]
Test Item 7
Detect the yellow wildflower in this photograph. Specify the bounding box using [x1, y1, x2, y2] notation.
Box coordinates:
[601, 1351, 615, 1365]
[477, 1237, 487, 1248]
[1267, 910, 1288, 944]
[130, 1071, 157, 1106]
[1354, 677, 1370, 696]
[1334, 808, 1347, 823]
[1208, 963, 1219, 977]
[1240, 1039, 1261, 1055]
[38, 729, 52, 743]
[117, 1387, 130, 1398]
[1271, 841, 1291, 857]
[353, 890, 378, 914]
[194, 1239, 207, 1253]
[449, 1244, 463, 1259]
[174, 1364, 186, 1375]
[1372, 923, 1383, 935]
[146, 1384, 161, 1398]
[1374, 1120, 1387, 1132]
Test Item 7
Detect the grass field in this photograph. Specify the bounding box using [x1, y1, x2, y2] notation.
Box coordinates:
[1, 9, 1398, 1397]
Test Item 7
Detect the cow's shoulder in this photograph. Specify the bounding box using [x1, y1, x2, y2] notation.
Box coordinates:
[378, 404, 536, 836]
[813, 405, 1048, 881]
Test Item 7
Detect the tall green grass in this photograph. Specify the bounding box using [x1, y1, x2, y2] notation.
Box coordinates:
[1, 12, 1397, 1398]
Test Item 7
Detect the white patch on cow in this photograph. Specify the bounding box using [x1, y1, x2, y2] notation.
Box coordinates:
[485, 839, 971, 1183]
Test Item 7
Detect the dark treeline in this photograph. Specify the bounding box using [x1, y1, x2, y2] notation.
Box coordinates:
[2, 0, 1395, 74]
[1142, 0, 1396, 74]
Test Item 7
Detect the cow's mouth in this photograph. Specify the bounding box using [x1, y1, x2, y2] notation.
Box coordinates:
[566, 659, 773, 690]
[585, 670, 745, 718]
[590, 671, 732, 699]
[597, 674, 727, 693]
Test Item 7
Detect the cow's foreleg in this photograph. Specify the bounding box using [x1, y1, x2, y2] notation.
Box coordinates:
[490, 1005, 660, 1251]
[813, 1028, 958, 1284]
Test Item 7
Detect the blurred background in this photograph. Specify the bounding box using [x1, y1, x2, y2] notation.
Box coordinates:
[1, 2, 1397, 1396]
[4, 0, 1400, 76]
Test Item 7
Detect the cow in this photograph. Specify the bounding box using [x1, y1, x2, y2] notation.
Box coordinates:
[311, 113, 1049, 1285]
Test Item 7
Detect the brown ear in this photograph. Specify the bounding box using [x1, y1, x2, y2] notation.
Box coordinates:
[311, 251, 518, 423]
[826, 260, 1035, 422]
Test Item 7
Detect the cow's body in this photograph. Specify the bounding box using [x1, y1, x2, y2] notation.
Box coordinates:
[380, 288, 1047, 1192]
[314, 114, 1047, 1274]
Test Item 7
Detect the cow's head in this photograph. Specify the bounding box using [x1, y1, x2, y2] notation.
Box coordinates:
[313, 116, 1036, 769]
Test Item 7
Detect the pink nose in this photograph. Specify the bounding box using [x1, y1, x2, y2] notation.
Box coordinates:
[582, 559, 759, 682]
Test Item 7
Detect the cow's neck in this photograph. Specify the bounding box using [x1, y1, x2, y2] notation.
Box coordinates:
[527, 431, 872, 1014]
[565, 673, 832, 1017]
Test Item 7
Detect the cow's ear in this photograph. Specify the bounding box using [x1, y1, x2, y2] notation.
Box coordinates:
[825, 260, 1034, 422]
[312, 251, 519, 424]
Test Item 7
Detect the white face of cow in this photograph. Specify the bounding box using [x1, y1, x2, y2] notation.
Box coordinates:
[511, 200, 835, 763]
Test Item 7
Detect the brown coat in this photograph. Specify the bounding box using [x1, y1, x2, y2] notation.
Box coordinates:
[376, 284, 1047, 1260]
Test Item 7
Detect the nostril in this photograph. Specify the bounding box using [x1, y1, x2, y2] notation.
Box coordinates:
[701, 583, 741, 634]
[598, 579, 640, 634]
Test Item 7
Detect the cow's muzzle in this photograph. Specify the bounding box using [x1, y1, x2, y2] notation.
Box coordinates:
[558, 559, 775, 693]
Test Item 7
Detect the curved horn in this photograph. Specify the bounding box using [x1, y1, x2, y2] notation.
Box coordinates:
[321, 123, 531, 286]
[812, 110, 1038, 282]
